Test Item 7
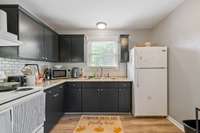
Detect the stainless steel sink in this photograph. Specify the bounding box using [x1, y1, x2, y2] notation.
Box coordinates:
[16, 87, 34, 91]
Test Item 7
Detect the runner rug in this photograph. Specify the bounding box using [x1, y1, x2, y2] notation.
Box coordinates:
[73, 115, 124, 133]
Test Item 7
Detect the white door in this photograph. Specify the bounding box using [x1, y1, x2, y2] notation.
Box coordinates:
[134, 47, 167, 68]
[134, 68, 167, 116]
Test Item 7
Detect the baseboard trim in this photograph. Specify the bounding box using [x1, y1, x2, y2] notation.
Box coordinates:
[167, 116, 184, 132]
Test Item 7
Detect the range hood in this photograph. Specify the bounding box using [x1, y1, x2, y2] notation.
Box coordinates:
[0, 9, 22, 46]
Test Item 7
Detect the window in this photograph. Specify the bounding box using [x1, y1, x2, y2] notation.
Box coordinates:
[88, 41, 119, 67]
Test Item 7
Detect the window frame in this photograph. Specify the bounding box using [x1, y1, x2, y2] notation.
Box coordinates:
[87, 40, 120, 68]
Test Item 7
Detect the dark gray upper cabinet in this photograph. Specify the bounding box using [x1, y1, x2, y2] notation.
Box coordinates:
[59, 35, 71, 62]
[0, 5, 19, 58]
[18, 11, 44, 60]
[120, 35, 129, 62]
[59, 35, 84, 62]
[44, 27, 59, 62]
[0, 5, 59, 61]
[71, 35, 84, 62]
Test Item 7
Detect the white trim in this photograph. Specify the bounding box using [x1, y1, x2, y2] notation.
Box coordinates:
[167, 116, 185, 132]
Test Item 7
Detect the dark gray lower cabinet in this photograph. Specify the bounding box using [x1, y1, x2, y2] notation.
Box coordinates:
[63, 82, 131, 113]
[44, 84, 64, 133]
[82, 87, 99, 112]
[82, 87, 118, 112]
[64, 83, 82, 112]
[100, 88, 118, 112]
[82, 82, 123, 112]
[119, 87, 131, 112]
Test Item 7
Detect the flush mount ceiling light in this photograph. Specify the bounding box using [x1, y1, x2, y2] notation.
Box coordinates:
[96, 22, 107, 30]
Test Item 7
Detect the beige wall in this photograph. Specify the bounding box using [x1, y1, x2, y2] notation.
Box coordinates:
[152, 0, 200, 124]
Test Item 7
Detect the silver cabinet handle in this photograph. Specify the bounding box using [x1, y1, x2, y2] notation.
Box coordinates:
[53, 93, 59, 97]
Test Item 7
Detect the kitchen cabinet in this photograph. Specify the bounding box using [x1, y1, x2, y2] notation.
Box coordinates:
[82, 82, 118, 112]
[59, 35, 71, 62]
[118, 82, 132, 112]
[44, 27, 59, 62]
[44, 84, 64, 133]
[82, 87, 99, 112]
[18, 10, 44, 60]
[63, 82, 82, 112]
[59, 35, 84, 62]
[120, 35, 129, 62]
[0, 5, 59, 61]
[63, 82, 132, 113]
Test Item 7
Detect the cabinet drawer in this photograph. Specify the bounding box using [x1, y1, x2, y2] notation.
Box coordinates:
[116, 82, 132, 88]
[65, 82, 82, 88]
[83, 82, 115, 88]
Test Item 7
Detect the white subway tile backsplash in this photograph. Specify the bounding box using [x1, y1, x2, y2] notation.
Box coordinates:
[0, 57, 52, 76]
[0, 57, 127, 77]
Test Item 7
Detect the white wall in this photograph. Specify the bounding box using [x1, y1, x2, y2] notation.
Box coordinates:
[152, 0, 200, 124]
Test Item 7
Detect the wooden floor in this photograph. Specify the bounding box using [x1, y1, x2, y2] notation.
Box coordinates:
[50, 115, 183, 133]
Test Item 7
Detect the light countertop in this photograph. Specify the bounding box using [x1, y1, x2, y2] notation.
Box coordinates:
[0, 77, 132, 105]
[0, 88, 41, 105]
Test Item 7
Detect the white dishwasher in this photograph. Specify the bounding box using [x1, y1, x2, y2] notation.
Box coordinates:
[12, 91, 45, 133]
[0, 108, 13, 133]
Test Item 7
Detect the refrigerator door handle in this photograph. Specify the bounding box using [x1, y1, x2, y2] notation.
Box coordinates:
[136, 70, 139, 88]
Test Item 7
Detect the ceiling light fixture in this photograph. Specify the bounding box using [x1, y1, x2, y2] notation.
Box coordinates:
[96, 22, 107, 30]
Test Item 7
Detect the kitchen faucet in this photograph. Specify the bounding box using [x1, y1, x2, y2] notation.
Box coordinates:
[99, 67, 103, 78]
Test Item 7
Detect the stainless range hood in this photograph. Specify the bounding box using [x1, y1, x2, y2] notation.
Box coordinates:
[0, 9, 22, 46]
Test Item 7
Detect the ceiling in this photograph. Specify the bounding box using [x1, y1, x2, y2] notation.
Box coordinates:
[1, 0, 184, 32]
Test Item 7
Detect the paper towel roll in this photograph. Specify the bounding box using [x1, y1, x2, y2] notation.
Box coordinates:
[0, 9, 7, 32]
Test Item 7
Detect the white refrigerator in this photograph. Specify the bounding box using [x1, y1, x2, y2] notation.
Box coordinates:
[128, 46, 167, 116]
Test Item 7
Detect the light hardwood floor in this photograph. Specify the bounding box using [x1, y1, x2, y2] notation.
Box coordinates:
[50, 115, 183, 133]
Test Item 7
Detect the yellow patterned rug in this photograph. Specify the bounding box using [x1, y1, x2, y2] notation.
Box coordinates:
[73, 115, 124, 133]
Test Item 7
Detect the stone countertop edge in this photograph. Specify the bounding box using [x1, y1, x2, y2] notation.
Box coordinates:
[34, 78, 133, 91]
[0, 78, 132, 106]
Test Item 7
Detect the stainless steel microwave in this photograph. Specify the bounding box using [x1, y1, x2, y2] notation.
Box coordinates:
[51, 69, 67, 79]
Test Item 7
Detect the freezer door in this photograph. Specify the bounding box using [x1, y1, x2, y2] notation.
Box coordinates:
[134, 47, 167, 68]
[134, 69, 167, 116]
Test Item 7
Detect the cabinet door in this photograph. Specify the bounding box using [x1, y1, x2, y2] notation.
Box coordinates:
[44, 27, 58, 62]
[56, 85, 64, 117]
[64, 83, 82, 112]
[100, 88, 118, 112]
[18, 11, 44, 60]
[0, 6, 19, 35]
[59, 35, 71, 62]
[119, 87, 131, 112]
[44, 88, 54, 133]
[82, 87, 99, 112]
[71, 35, 84, 62]
[0, 6, 19, 58]
[0, 108, 12, 133]
[120, 35, 129, 62]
